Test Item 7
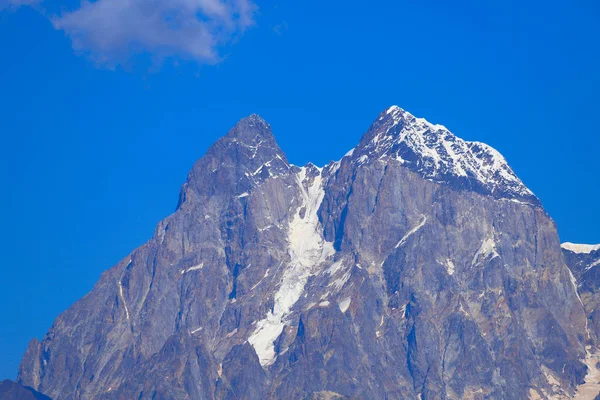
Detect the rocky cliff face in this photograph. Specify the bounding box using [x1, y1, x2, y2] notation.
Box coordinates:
[17, 108, 595, 399]
[563, 243, 600, 338]
[562, 243, 600, 400]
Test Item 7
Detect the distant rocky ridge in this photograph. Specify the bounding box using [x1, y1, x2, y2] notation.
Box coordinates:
[0, 380, 51, 400]
[16, 107, 599, 399]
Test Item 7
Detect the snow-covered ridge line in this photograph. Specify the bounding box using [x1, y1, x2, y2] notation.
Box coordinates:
[238, 106, 537, 206]
[350, 105, 538, 205]
[561, 242, 600, 254]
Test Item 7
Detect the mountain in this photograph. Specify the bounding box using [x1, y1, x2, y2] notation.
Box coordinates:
[0, 380, 51, 400]
[562, 243, 600, 400]
[17, 107, 596, 399]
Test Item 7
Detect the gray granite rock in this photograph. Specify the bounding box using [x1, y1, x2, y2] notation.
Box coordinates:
[17, 108, 592, 399]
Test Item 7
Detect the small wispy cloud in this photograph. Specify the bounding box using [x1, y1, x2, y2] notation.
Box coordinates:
[0, 0, 39, 10]
[273, 20, 288, 36]
[47, 0, 257, 67]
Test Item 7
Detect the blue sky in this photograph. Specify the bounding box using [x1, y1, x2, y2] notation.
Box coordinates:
[1, 0, 599, 380]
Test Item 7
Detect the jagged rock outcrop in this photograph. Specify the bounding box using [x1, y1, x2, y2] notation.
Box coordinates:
[17, 107, 595, 399]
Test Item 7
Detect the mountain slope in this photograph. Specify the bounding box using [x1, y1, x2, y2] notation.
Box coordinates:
[563, 242, 600, 340]
[18, 108, 593, 399]
[0, 380, 51, 400]
[563, 244, 600, 399]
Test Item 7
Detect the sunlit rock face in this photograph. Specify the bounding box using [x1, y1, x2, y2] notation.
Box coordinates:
[18, 108, 593, 399]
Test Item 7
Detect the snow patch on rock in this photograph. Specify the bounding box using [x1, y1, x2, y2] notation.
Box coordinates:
[472, 237, 499, 266]
[395, 216, 427, 249]
[446, 259, 456, 275]
[249, 166, 335, 367]
[338, 297, 351, 313]
[180, 263, 204, 274]
[568, 267, 586, 313]
[588, 259, 600, 270]
[117, 281, 130, 320]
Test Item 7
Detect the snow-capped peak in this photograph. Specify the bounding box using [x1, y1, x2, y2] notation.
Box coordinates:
[561, 242, 600, 254]
[351, 106, 539, 205]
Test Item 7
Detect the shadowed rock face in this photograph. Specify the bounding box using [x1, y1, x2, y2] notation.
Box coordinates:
[17, 108, 593, 399]
[564, 246, 600, 342]
[0, 380, 51, 400]
[562, 245, 600, 400]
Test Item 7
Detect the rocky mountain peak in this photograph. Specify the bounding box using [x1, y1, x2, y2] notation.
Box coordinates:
[218, 113, 285, 165]
[178, 114, 289, 205]
[225, 114, 274, 145]
[350, 106, 540, 205]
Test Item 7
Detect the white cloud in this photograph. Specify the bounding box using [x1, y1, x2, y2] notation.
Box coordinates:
[51, 0, 257, 67]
